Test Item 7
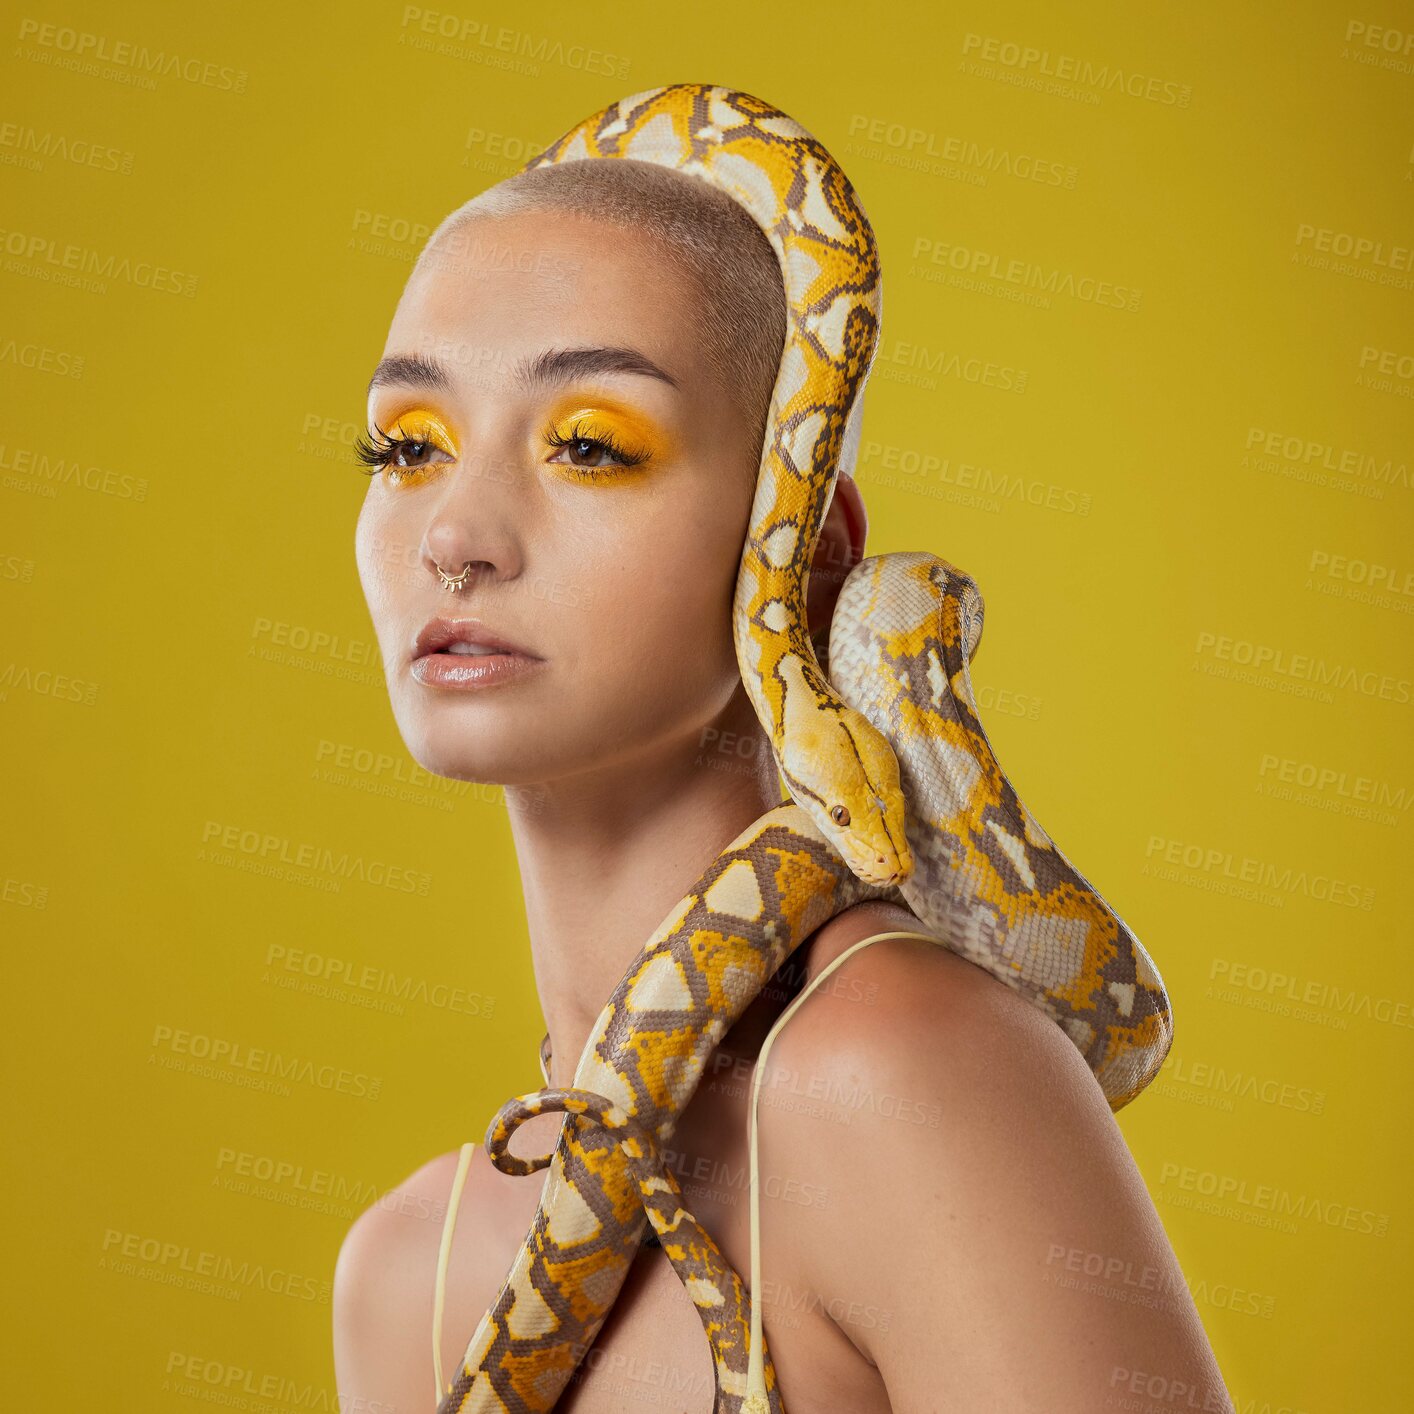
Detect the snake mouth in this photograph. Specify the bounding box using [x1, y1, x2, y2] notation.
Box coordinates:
[823, 801, 911, 886]
[851, 851, 910, 888]
[865, 867, 908, 888]
[866, 796, 913, 886]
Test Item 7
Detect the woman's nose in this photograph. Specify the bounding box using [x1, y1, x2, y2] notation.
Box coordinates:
[419, 447, 526, 591]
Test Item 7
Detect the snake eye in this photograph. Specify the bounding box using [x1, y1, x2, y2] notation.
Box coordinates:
[829, 804, 851, 827]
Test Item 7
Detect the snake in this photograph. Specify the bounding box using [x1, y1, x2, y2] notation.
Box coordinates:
[428, 83, 1174, 1414]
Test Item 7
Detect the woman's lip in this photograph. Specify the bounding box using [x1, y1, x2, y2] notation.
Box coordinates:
[410, 651, 547, 690]
[413, 616, 539, 660]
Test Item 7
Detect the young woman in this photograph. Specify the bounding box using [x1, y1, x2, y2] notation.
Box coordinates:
[332, 152, 1229, 1412]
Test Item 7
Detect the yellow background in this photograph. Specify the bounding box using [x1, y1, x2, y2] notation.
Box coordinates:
[4, 1, 1410, 1409]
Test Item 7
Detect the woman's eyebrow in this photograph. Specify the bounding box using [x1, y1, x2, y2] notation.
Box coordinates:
[365, 345, 678, 400]
[517, 345, 680, 391]
[366, 351, 451, 400]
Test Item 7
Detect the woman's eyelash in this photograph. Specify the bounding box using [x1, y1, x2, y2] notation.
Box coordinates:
[544, 418, 649, 470]
[352, 422, 419, 476]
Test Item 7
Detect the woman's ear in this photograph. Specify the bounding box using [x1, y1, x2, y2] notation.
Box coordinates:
[805, 472, 869, 637]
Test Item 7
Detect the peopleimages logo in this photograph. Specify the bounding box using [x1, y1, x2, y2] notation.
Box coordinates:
[396, 7, 630, 79]
[1244, 426, 1410, 496]
[846, 114, 1078, 188]
[1208, 959, 1413, 1030]
[1155, 1054, 1327, 1116]
[0, 442, 148, 499]
[199, 820, 432, 896]
[150, 1023, 383, 1100]
[1294, 223, 1413, 273]
[15, 18, 249, 92]
[0, 337, 85, 376]
[1257, 753, 1410, 813]
[1194, 629, 1411, 705]
[0, 122, 134, 176]
[100, 1229, 329, 1301]
[0, 226, 198, 294]
[1158, 1163, 1390, 1238]
[263, 943, 496, 1018]
[910, 235, 1141, 310]
[1143, 834, 1376, 910]
[163, 1353, 393, 1413]
[959, 31, 1193, 106]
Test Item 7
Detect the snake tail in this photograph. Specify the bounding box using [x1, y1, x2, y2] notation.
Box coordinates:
[484, 1088, 784, 1414]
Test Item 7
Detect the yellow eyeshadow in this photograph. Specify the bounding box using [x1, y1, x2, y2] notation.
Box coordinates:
[382, 407, 459, 456]
[544, 399, 672, 463]
[362, 399, 673, 486]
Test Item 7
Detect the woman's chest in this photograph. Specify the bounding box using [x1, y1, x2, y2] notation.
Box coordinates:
[525, 1198, 888, 1414]
[447, 940, 902, 1412]
[450, 1119, 890, 1413]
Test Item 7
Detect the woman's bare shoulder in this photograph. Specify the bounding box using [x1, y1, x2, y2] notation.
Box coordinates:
[797, 897, 1040, 1027]
[758, 904, 1230, 1411]
[797, 899, 930, 977]
[337, 1149, 469, 1274]
[332, 1148, 479, 1393]
[771, 898, 1076, 1117]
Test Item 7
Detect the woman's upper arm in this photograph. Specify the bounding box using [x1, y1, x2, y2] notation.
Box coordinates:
[761, 937, 1232, 1414]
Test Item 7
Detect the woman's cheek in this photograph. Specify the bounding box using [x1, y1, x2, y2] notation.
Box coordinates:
[355, 494, 424, 666]
[354, 496, 388, 616]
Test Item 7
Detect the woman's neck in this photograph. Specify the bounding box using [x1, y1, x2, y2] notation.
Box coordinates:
[504, 683, 780, 1088]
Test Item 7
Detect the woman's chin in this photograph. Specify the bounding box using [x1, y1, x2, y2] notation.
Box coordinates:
[398, 718, 558, 789]
[406, 741, 518, 786]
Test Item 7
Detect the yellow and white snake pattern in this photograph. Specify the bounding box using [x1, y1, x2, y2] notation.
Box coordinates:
[429, 83, 1173, 1414]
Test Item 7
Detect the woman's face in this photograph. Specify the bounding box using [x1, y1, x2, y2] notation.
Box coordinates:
[355, 207, 763, 789]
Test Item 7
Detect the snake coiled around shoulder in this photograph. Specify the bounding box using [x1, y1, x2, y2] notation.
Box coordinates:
[431, 82, 1173, 1414]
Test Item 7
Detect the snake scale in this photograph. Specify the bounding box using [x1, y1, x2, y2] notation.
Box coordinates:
[431, 83, 1173, 1414]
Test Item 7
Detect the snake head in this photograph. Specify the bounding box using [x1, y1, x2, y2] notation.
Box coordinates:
[779, 701, 913, 886]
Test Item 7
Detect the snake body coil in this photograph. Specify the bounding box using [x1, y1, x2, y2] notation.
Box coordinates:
[432, 84, 1173, 1414]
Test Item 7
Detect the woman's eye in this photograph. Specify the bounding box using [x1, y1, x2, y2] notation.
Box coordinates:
[378, 438, 453, 486]
[548, 437, 629, 469]
[389, 438, 436, 470]
[543, 426, 649, 473]
[353, 413, 459, 484]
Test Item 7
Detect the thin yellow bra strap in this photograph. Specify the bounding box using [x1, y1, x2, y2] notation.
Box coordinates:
[433, 1141, 477, 1401]
[742, 930, 939, 1411]
[434, 1041, 550, 1397]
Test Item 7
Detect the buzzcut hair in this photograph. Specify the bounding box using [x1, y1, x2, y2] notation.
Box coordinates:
[420, 157, 790, 472]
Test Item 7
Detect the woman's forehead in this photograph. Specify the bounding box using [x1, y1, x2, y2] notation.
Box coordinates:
[409, 207, 693, 307]
[382, 220, 704, 400]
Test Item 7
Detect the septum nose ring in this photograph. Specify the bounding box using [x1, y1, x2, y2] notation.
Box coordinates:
[435, 560, 474, 592]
